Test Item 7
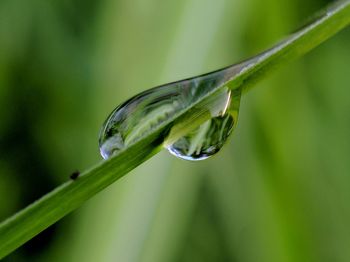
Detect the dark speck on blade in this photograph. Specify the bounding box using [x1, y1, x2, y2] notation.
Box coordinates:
[70, 171, 80, 180]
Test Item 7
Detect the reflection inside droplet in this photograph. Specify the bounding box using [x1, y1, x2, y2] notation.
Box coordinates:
[166, 87, 241, 161]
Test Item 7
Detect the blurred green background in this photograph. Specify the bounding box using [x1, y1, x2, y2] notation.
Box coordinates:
[0, 0, 349, 261]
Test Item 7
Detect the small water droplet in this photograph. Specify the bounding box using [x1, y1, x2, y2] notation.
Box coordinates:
[99, 67, 242, 161]
[166, 87, 241, 161]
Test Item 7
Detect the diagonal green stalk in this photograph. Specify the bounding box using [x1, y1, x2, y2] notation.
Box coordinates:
[0, 1, 349, 259]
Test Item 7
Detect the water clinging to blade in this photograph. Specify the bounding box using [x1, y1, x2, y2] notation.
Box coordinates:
[99, 66, 243, 161]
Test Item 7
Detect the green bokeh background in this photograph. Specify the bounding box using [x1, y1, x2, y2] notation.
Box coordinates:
[0, 0, 349, 261]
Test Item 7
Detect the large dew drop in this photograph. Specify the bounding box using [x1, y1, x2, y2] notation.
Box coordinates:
[99, 68, 242, 161]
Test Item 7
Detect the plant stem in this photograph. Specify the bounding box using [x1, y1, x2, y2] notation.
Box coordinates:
[233, 0, 350, 93]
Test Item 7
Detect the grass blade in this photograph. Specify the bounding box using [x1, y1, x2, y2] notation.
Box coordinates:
[0, 1, 349, 258]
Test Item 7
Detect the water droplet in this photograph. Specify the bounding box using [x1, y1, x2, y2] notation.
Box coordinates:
[99, 67, 242, 161]
[166, 87, 241, 161]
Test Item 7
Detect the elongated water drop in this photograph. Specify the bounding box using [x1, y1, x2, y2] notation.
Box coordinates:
[99, 66, 243, 161]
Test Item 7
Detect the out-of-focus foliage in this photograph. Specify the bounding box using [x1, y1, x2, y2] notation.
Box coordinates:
[0, 0, 349, 261]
